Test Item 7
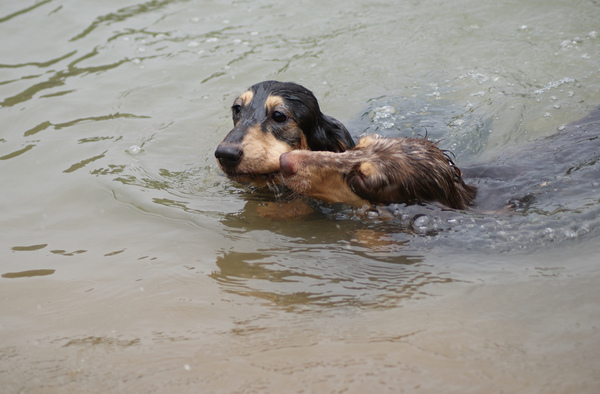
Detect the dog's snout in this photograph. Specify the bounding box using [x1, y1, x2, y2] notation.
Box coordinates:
[215, 144, 243, 169]
[279, 152, 297, 177]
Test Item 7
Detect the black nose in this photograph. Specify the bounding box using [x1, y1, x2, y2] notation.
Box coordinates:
[215, 144, 243, 169]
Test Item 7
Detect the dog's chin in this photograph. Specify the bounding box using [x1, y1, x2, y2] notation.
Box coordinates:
[280, 174, 313, 198]
[224, 171, 280, 186]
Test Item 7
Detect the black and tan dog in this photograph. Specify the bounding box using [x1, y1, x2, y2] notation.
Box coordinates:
[280, 134, 477, 210]
[215, 81, 355, 185]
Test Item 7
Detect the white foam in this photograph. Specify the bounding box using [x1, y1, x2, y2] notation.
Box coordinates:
[533, 77, 575, 94]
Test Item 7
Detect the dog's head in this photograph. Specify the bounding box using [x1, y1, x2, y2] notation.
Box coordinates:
[215, 81, 355, 184]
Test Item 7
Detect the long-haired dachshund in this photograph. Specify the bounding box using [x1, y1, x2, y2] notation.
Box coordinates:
[215, 81, 355, 185]
[279, 134, 477, 210]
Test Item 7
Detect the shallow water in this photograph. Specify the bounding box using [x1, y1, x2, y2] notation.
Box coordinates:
[2, 0, 600, 392]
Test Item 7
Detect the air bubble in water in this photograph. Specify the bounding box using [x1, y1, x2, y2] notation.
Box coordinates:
[563, 229, 577, 239]
[366, 210, 379, 220]
[127, 145, 142, 155]
[372, 106, 396, 121]
[542, 228, 554, 239]
[411, 214, 430, 233]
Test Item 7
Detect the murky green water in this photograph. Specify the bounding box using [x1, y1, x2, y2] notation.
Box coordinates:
[2, 0, 600, 392]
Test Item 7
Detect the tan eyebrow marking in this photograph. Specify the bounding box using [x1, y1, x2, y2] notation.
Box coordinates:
[265, 95, 284, 112]
[238, 90, 254, 106]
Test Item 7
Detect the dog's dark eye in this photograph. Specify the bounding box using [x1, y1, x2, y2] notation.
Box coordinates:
[232, 105, 242, 117]
[271, 111, 287, 123]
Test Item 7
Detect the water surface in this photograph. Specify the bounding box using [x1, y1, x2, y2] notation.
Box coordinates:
[1, 0, 600, 392]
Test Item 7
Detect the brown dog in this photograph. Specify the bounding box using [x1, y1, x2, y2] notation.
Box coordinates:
[279, 134, 477, 210]
[215, 81, 355, 185]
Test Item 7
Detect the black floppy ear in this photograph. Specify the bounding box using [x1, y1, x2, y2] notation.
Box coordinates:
[307, 114, 356, 152]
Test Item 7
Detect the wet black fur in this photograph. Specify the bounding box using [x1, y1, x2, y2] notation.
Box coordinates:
[253, 81, 355, 152]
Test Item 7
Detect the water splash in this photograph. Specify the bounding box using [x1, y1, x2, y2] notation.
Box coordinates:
[533, 77, 575, 95]
[264, 175, 286, 201]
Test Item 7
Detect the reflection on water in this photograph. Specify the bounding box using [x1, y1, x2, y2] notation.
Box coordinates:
[211, 244, 433, 310]
[62, 336, 140, 348]
[2, 269, 55, 279]
[213, 197, 471, 310]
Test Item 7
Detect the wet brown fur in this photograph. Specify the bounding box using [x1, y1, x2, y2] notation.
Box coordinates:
[215, 81, 355, 185]
[280, 134, 477, 210]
